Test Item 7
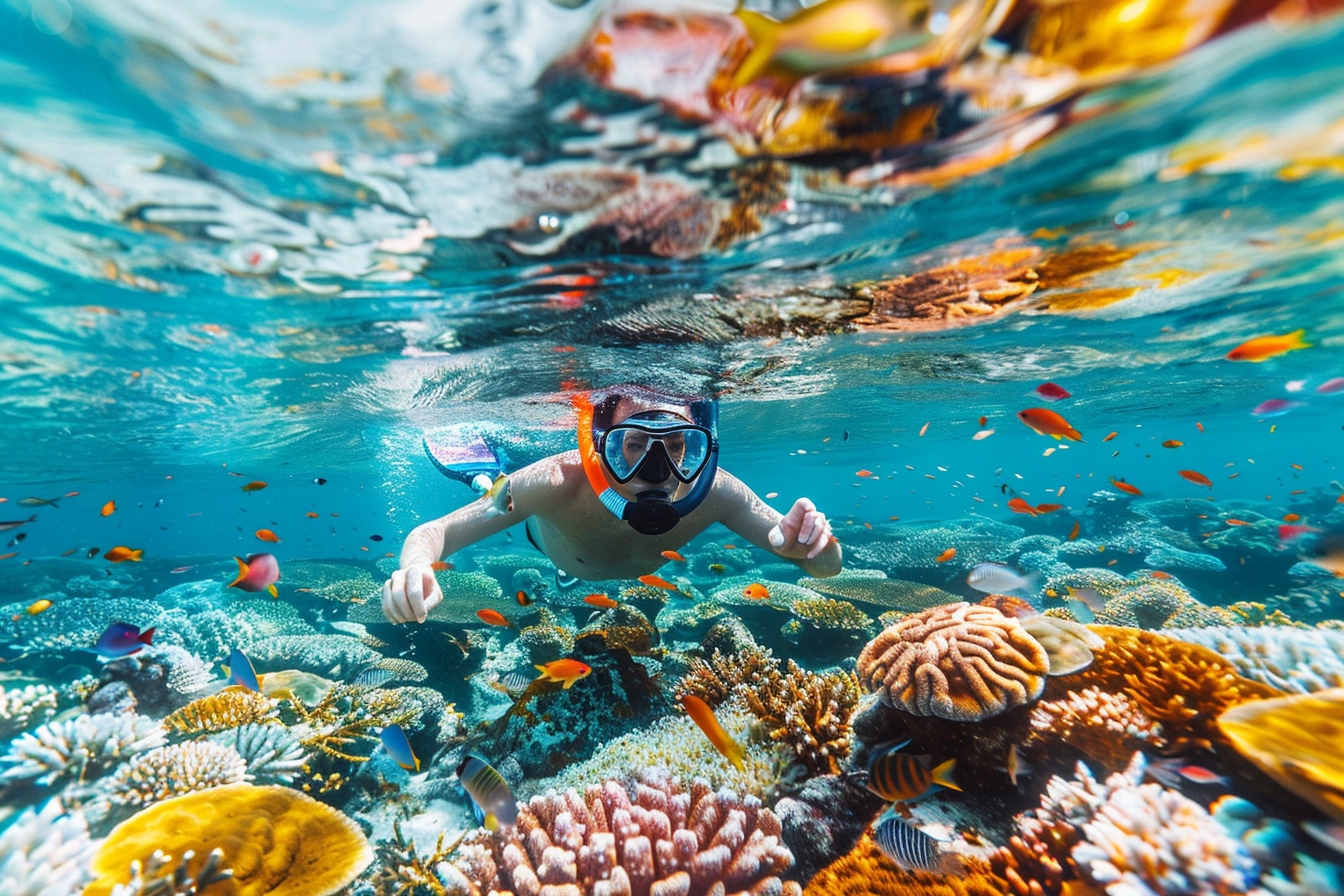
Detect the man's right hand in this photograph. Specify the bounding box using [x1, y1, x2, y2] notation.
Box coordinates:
[382, 565, 443, 624]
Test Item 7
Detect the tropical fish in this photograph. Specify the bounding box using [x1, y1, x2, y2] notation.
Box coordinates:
[534, 658, 592, 689]
[228, 553, 280, 597]
[872, 808, 950, 873]
[18, 497, 60, 507]
[1279, 524, 1321, 546]
[0, 552, 15, 561]
[584, 594, 620, 609]
[1067, 522, 1080, 541]
[743, 583, 770, 600]
[306, 511, 320, 518]
[935, 548, 956, 563]
[972, 429, 994, 440]
[709, 563, 726, 574]
[6, 532, 25, 547]
[226, 647, 261, 692]
[1317, 377, 1344, 394]
[1226, 519, 1251, 526]
[255, 529, 281, 543]
[1226, 329, 1310, 362]
[95, 622, 155, 658]
[1007, 498, 1037, 516]
[1145, 758, 1229, 788]
[1301, 534, 1344, 576]
[86, 547, 99, 559]
[1283, 514, 1301, 522]
[483, 473, 513, 515]
[867, 747, 959, 802]
[499, 672, 532, 696]
[100, 500, 116, 517]
[515, 589, 535, 606]
[1035, 382, 1070, 400]
[240, 481, 268, 492]
[26, 599, 52, 616]
[0, 515, 36, 533]
[1302, 821, 1344, 857]
[1162, 440, 1183, 448]
[1102, 431, 1118, 442]
[354, 668, 395, 690]
[170, 565, 196, 574]
[638, 574, 678, 591]
[856, 469, 875, 478]
[431, 561, 455, 571]
[1017, 408, 1083, 441]
[732, 0, 937, 88]
[1179, 469, 1213, 488]
[1109, 478, 1143, 496]
[104, 546, 144, 563]
[977, 416, 987, 426]
[456, 753, 518, 830]
[1005, 743, 1030, 786]
[680, 694, 745, 770]
[1150, 570, 1173, 580]
[1252, 398, 1303, 416]
[1034, 503, 1063, 514]
[661, 550, 686, 562]
[966, 562, 1039, 598]
[381, 723, 421, 772]
[476, 609, 510, 627]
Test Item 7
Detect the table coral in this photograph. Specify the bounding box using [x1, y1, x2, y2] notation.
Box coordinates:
[804, 834, 1009, 895]
[453, 770, 801, 896]
[84, 783, 373, 896]
[857, 603, 1050, 722]
[0, 798, 94, 896]
[106, 741, 249, 807]
[1218, 687, 1344, 823]
[847, 520, 1023, 572]
[164, 690, 280, 735]
[1, 712, 166, 787]
[801, 573, 963, 614]
[246, 634, 381, 676]
[283, 560, 382, 603]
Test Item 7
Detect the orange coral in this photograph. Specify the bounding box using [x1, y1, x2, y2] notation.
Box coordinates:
[84, 783, 372, 896]
[163, 689, 279, 735]
[804, 834, 1009, 895]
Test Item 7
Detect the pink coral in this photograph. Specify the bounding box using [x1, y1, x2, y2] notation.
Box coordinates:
[454, 771, 800, 896]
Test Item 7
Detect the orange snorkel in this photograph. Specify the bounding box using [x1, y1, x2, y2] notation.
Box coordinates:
[572, 392, 612, 499]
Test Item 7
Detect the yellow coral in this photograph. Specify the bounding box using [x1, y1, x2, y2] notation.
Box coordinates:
[84, 783, 372, 896]
[164, 690, 280, 735]
[805, 834, 1009, 895]
[791, 596, 873, 631]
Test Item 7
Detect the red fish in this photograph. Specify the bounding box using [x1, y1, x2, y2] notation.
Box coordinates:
[1150, 570, 1173, 580]
[534, 658, 592, 689]
[1162, 440, 1183, 448]
[1017, 408, 1083, 441]
[1067, 522, 1080, 541]
[228, 553, 280, 598]
[661, 550, 686, 562]
[681, 694, 745, 770]
[1226, 519, 1251, 526]
[1008, 498, 1037, 516]
[104, 546, 144, 563]
[1034, 503, 1063, 514]
[1035, 382, 1071, 400]
[515, 589, 535, 606]
[1226, 329, 1310, 362]
[305, 511, 320, 518]
[241, 481, 267, 492]
[743, 583, 770, 600]
[584, 594, 620, 609]
[639, 574, 678, 591]
[856, 469, 874, 478]
[430, 561, 454, 571]
[935, 548, 956, 563]
[1179, 469, 1213, 488]
[1109, 478, 1143, 496]
[1102, 431, 1118, 442]
[476, 609, 510, 627]
[100, 500, 116, 517]
[1279, 524, 1321, 546]
[255, 528, 281, 543]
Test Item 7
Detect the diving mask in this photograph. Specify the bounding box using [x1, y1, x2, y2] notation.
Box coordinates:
[598, 413, 713, 485]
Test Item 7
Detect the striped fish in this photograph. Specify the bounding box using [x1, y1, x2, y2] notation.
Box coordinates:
[500, 672, 531, 696]
[873, 810, 940, 872]
[867, 748, 959, 802]
[456, 752, 519, 831]
[353, 668, 395, 689]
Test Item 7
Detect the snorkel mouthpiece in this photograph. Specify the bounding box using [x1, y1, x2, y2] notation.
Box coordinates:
[627, 490, 681, 535]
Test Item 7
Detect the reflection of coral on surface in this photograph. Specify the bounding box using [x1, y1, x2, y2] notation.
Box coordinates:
[454, 770, 800, 896]
[858, 603, 1049, 721]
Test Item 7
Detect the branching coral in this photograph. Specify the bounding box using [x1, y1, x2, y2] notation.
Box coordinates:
[453, 770, 801, 896]
[84, 783, 372, 896]
[0, 799, 94, 896]
[109, 848, 233, 896]
[789, 597, 872, 633]
[209, 723, 308, 784]
[106, 741, 249, 808]
[289, 683, 418, 763]
[163, 689, 280, 735]
[1, 712, 166, 786]
[857, 603, 1050, 722]
[1026, 686, 1166, 769]
[370, 821, 470, 896]
[675, 645, 777, 708]
[0, 682, 59, 738]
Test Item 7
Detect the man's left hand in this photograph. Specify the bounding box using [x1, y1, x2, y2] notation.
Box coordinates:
[768, 497, 833, 560]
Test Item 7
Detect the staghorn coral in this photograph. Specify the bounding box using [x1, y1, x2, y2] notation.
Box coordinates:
[742, 661, 861, 777]
[289, 683, 419, 763]
[675, 645, 778, 708]
[106, 741, 249, 807]
[1059, 626, 1282, 752]
[209, 724, 308, 784]
[1, 712, 166, 786]
[994, 755, 1259, 896]
[0, 799, 94, 896]
[1163, 626, 1344, 693]
[84, 783, 372, 896]
[0, 682, 58, 738]
[857, 603, 1050, 722]
[1218, 687, 1344, 823]
[454, 770, 801, 896]
[163, 689, 280, 735]
[1026, 686, 1166, 769]
[370, 821, 470, 896]
[800, 573, 962, 614]
[804, 835, 1007, 895]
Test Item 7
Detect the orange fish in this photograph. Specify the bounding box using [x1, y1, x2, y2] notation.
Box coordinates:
[1226, 519, 1251, 526]
[743, 583, 770, 600]
[584, 594, 620, 609]
[1226, 329, 1310, 362]
[241, 481, 267, 492]
[661, 550, 687, 562]
[305, 512, 320, 518]
[1283, 514, 1301, 522]
[0, 552, 16, 561]
[866, 747, 960, 802]
[1109, 478, 1143, 496]
[100, 500, 116, 517]
[1102, 431, 1118, 442]
[534, 658, 592, 689]
[1035, 503, 1063, 514]
[639, 574, 678, 591]
[1179, 469, 1213, 488]
[978, 416, 987, 426]
[1162, 440, 1183, 448]
[1196, 422, 1204, 433]
[103, 546, 144, 563]
[722, 544, 737, 550]
[1067, 522, 1080, 541]
[431, 561, 455, 572]
[680, 694, 745, 770]
[856, 469, 874, 478]
[1008, 498, 1037, 516]
[476, 609, 510, 627]
[935, 547, 956, 563]
[255, 529, 281, 543]
[1017, 408, 1083, 441]
[515, 589, 534, 606]
[1150, 571, 1173, 580]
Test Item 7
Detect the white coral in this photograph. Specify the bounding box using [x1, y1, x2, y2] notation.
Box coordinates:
[107, 741, 248, 807]
[1, 713, 166, 786]
[0, 799, 94, 896]
[210, 723, 307, 784]
[0, 683, 59, 738]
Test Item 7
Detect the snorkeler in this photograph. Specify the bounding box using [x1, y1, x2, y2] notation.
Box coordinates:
[381, 384, 842, 624]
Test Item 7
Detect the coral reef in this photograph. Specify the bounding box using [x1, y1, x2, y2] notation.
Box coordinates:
[283, 560, 382, 603]
[245, 634, 381, 676]
[106, 741, 249, 807]
[209, 723, 309, 784]
[774, 774, 887, 883]
[0, 683, 59, 738]
[96, 645, 217, 716]
[84, 783, 372, 896]
[1095, 579, 1233, 629]
[804, 835, 1008, 895]
[676, 645, 778, 709]
[847, 520, 1023, 572]
[857, 603, 1050, 722]
[109, 848, 233, 896]
[1, 713, 166, 787]
[788, 597, 873, 634]
[370, 822, 471, 896]
[1163, 626, 1344, 693]
[452, 770, 801, 895]
[163, 689, 280, 735]
[800, 572, 962, 614]
[1026, 687, 1166, 770]
[0, 799, 94, 896]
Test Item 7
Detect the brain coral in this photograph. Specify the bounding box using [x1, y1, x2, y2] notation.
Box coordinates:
[453, 770, 801, 896]
[84, 783, 372, 896]
[856, 603, 1050, 721]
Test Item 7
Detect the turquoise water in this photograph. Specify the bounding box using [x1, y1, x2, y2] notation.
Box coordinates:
[4, 1, 1344, 893]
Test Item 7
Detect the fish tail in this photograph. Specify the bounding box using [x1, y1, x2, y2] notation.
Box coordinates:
[130, 550, 144, 561]
[1290, 328, 1311, 348]
[138, 627, 156, 646]
[534, 665, 553, 682]
[731, 9, 779, 87]
[227, 556, 249, 589]
[725, 737, 746, 771]
[932, 758, 960, 791]
[267, 584, 278, 599]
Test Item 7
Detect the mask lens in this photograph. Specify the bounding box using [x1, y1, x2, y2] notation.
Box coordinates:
[601, 423, 710, 484]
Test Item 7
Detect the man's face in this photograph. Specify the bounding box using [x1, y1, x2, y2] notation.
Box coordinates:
[608, 398, 693, 496]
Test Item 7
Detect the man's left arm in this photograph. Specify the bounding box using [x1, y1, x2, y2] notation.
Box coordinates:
[712, 470, 842, 577]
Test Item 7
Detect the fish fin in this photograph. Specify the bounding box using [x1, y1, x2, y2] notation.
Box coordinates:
[867, 737, 913, 770]
[563, 677, 576, 689]
[534, 665, 551, 680]
[732, 9, 780, 87]
[267, 584, 278, 599]
[130, 549, 143, 561]
[227, 556, 249, 589]
[255, 673, 265, 691]
[1050, 433, 1062, 440]
[932, 758, 960, 791]
[138, 627, 156, 646]
[727, 743, 745, 771]
[1290, 328, 1311, 348]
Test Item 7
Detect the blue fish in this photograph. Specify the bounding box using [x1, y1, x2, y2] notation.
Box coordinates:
[380, 724, 420, 772]
[457, 752, 518, 831]
[94, 622, 155, 658]
[873, 809, 944, 873]
[226, 647, 260, 692]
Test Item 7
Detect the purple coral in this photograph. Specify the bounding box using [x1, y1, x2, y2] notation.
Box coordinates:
[454, 771, 801, 896]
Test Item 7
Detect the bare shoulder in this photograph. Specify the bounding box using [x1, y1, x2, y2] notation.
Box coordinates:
[509, 451, 588, 512]
[699, 467, 762, 519]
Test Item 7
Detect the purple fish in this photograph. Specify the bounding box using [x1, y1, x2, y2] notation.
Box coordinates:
[228, 553, 280, 598]
[1317, 377, 1344, 395]
[95, 622, 155, 658]
[1251, 398, 1303, 417]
